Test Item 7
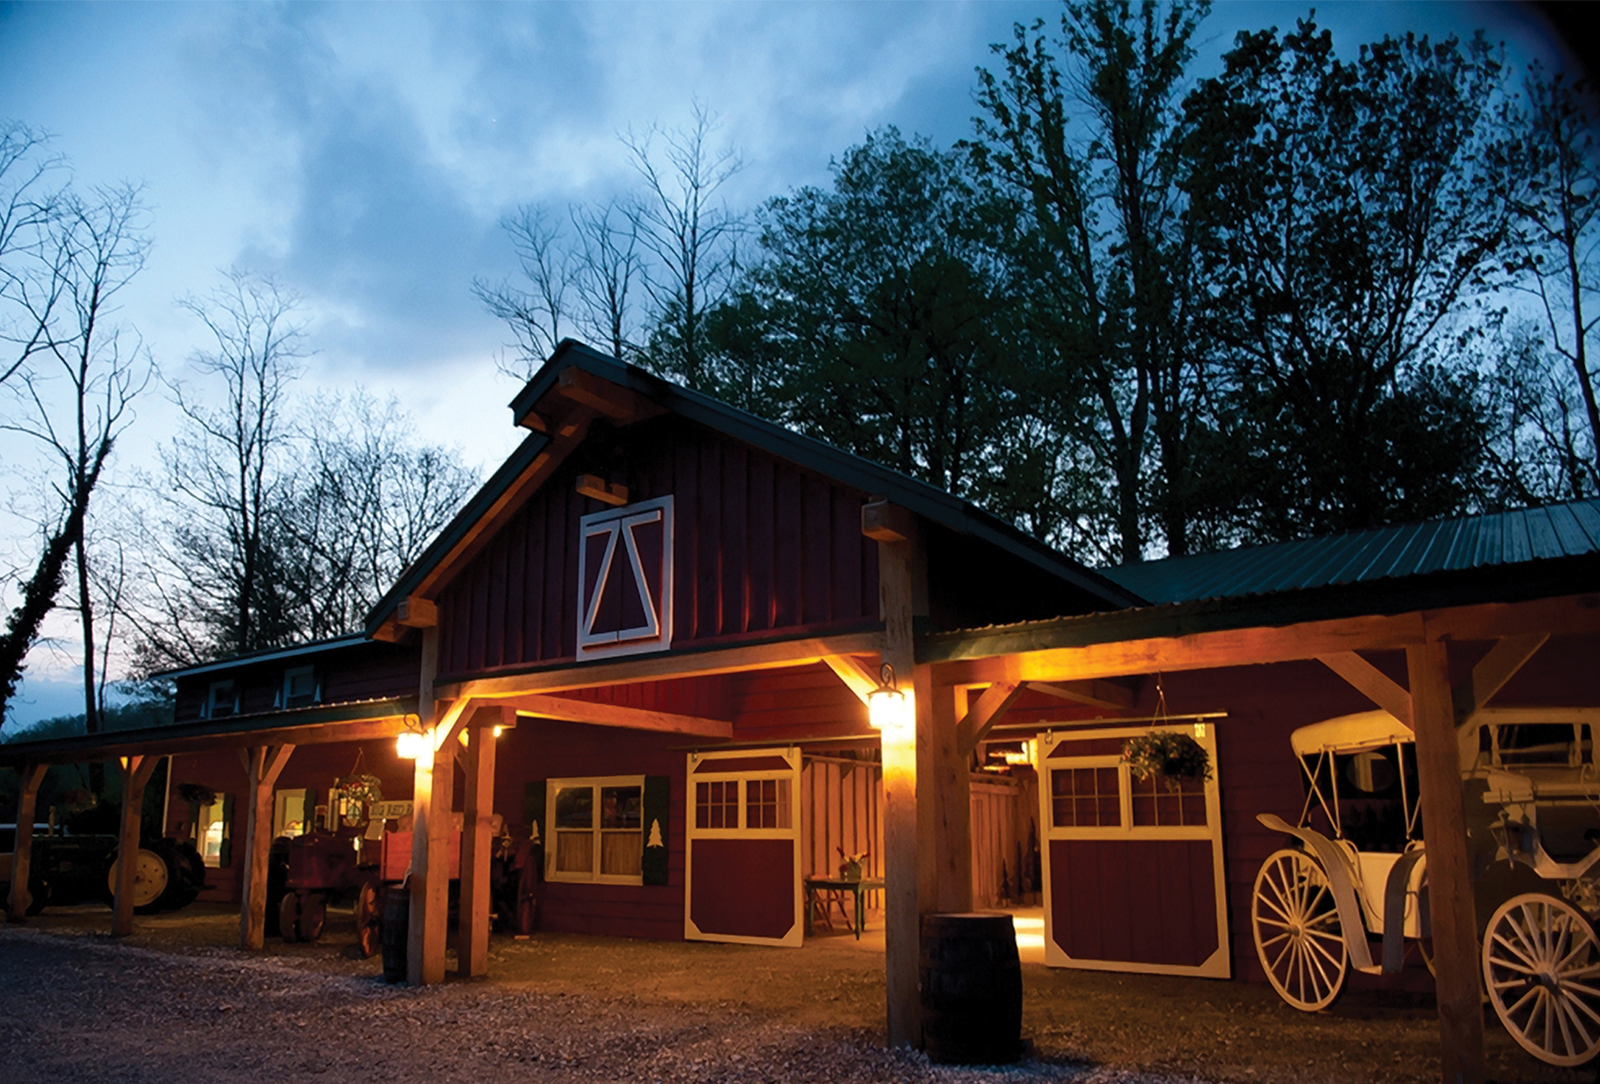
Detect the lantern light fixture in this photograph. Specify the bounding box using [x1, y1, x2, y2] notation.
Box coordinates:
[396, 716, 427, 760]
[867, 663, 913, 734]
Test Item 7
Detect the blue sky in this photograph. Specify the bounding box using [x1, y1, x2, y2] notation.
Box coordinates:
[0, 1, 1580, 730]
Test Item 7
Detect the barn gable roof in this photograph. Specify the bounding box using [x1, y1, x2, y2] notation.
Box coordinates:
[365, 340, 1140, 638]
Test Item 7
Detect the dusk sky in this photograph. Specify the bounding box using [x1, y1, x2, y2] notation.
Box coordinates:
[0, 1, 1580, 729]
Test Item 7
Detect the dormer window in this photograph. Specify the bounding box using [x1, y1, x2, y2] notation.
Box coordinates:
[207, 680, 238, 719]
[282, 666, 319, 710]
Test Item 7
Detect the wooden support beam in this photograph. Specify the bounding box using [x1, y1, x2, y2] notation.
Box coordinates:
[556, 367, 657, 422]
[1454, 633, 1548, 727]
[238, 743, 295, 950]
[861, 498, 914, 543]
[112, 755, 162, 937]
[823, 654, 880, 704]
[875, 517, 924, 1049]
[1407, 641, 1485, 1084]
[575, 473, 629, 506]
[7, 763, 48, 920]
[925, 674, 970, 914]
[410, 626, 452, 986]
[1027, 679, 1135, 711]
[456, 705, 506, 979]
[397, 596, 438, 629]
[956, 682, 1025, 755]
[1318, 652, 1413, 728]
[436, 631, 883, 701]
[497, 692, 732, 738]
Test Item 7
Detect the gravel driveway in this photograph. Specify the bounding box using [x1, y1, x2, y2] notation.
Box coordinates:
[0, 928, 1204, 1084]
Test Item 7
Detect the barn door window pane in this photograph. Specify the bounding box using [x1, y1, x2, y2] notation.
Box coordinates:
[1051, 766, 1121, 827]
[696, 780, 738, 828]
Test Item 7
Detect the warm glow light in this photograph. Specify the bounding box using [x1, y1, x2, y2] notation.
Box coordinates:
[492, 725, 505, 738]
[869, 687, 914, 733]
[396, 730, 424, 759]
[1193, 721, 1207, 739]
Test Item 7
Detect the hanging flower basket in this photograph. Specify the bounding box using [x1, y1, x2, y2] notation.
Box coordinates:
[335, 774, 383, 805]
[177, 782, 217, 807]
[1122, 731, 1212, 791]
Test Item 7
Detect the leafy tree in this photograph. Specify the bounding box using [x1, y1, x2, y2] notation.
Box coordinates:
[1181, 19, 1514, 538]
[970, 0, 1213, 561]
[707, 129, 1044, 508]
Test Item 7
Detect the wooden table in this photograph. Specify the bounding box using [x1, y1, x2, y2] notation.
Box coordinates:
[803, 877, 884, 939]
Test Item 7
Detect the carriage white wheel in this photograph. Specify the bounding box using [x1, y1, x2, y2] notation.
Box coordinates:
[1252, 848, 1349, 1012]
[1483, 893, 1600, 1067]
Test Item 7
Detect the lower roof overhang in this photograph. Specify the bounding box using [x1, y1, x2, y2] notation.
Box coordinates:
[0, 697, 419, 767]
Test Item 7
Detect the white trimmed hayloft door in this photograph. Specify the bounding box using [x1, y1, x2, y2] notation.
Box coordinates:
[684, 747, 803, 947]
[1037, 724, 1230, 978]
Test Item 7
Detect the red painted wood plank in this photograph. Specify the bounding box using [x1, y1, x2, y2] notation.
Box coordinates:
[802, 474, 832, 623]
[747, 453, 775, 632]
[722, 443, 748, 635]
[698, 438, 724, 639]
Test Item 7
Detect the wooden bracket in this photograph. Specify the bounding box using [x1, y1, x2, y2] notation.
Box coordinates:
[556, 367, 657, 423]
[398, 596, 438, 629]
[1029, 679, 1135, 711]
[576, 474, 630, 506]
[824, 655, 881, 704]
[957, 682, 1025, 756]
[1455, 634, 1549, 728]
[862, 498, 913, 543]
[1318, 652, 1413, 728]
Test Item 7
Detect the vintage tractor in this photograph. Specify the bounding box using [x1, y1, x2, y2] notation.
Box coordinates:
[1254, 707, 1600, 1067]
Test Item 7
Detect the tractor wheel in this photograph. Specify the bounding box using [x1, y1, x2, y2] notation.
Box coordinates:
[279, 892, 301, 943]
[106, 847, 171, 915]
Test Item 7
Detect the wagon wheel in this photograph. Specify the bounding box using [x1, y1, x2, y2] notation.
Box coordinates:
[106, 848, 170, 914]
[299, 892, 327, 943]
[1252, 848, 1350, 1012]
[355, 881, 382, 958]
[279, 892, 301, 943]
[1482, 893, 1600, 1067]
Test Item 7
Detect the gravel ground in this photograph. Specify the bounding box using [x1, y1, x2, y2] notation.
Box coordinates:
[0, 907, 1590, 1084]
[0, 928, 1200, 1084]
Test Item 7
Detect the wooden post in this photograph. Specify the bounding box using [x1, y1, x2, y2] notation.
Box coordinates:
[869, 499, 927, 1049]
[409, 625, 467, 986]
[1407, 640, 1485, 1084]
[237, 743, 295, 950]
[456, 705, 503, 979]
[925, 678, 970, 914]
[112, 755, 161, 937]
[7, 763, 48, 919]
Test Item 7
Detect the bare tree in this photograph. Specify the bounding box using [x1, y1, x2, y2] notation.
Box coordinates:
[625, 103, 744, 389]
[143, 270, 307, 666]
[0, 121, 68, 390]
[570, 199, 642, 362]
[1513, 68, 1600, 493]
[0, 181, 151, 732]
[473, 205, 573, 381]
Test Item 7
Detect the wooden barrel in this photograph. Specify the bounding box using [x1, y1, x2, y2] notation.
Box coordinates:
[920, 913, 1023, 1065]
[381, 886, 409, 983]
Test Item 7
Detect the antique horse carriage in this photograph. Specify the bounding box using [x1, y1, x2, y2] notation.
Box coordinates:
[1254, 708, 1600, 1067]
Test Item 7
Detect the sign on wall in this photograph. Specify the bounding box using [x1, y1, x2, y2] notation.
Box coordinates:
[577, 495, 674, 660]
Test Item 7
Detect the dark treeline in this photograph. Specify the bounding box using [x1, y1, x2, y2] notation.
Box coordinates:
[486, 2, 1600, 565]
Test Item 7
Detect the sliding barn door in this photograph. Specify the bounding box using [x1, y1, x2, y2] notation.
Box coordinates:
[1038, 725, 1230, 977]
[685, 747, 803, 947]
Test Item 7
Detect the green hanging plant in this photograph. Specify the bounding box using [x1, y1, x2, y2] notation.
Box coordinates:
[1122, 731, 1212, 791]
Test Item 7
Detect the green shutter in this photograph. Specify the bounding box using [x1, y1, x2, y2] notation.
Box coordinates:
[642, 775, 669, 886]
[217, 793, 234, 867]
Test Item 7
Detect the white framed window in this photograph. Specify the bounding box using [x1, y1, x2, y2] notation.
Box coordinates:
[206, 680, 238, 719]
[273, 788, 308, 838]
[196, 796, 231, 867]
[546, 776, 645, 884]
[281, 666, 319, 709]
[693, 776, 793, 833]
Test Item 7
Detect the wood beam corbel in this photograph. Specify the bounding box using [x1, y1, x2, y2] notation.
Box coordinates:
[112, 754, 163, 937]
[397, 596, 438, 629]
[1028, 679, 1135, 711]
[556, 368, 659, 423]
[956, 682, 1025, 756]
[1317, 652, 1413, 728]
[238, 743, 295, 950]
[7, 763, 49, 920]
[1454, 633, 1548, 728]
[824, 654, 880, 704]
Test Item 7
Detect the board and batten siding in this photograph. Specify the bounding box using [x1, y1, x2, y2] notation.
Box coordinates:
[437, 418, 880, 681]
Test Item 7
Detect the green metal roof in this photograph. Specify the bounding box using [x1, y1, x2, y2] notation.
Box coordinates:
[1102, 499, 1600, 606]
